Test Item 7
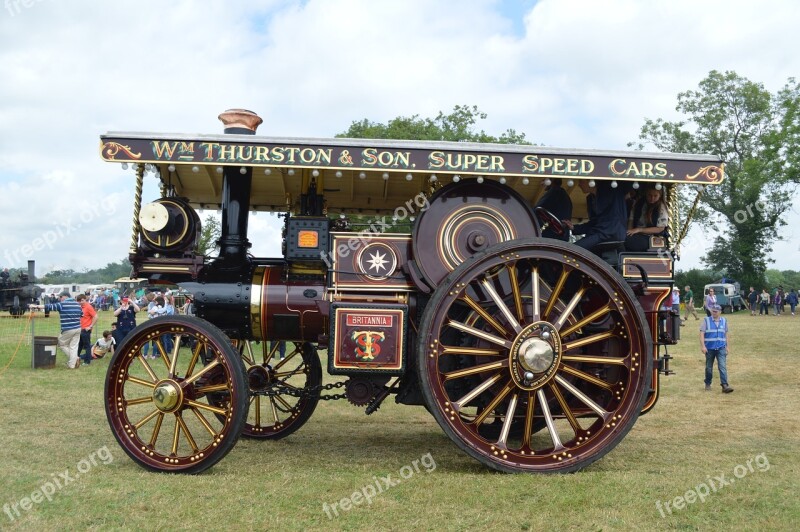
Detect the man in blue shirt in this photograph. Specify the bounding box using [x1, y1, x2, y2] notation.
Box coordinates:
[45, 290, 83, 369]
[699, 304, 733, 393]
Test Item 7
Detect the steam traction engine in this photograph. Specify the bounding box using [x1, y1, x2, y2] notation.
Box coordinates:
[100, 110, 724, 473]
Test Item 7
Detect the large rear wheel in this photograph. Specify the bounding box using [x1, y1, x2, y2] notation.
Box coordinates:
[105, 316, 248, 473]
[418, 238, 652, 473]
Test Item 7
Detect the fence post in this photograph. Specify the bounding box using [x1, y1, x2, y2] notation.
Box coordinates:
[30, 312, 35, 369]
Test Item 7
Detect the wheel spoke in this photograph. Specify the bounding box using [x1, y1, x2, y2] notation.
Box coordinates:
[443, 360, 506, 382]
[561, 354, 627, 366]
[171, 415, 181, 455]
[554, 375, 611, 420]
[195, 383, 230, 394]
[549, 382, 581, 435]
[176, 413, 199, 453]
[536, 388, 565, 451]
[125, 396, 154, 406]
[507, 264, 525, 323]
[274, 368, 307, 378]
[473, 381, 515, 426]
[148, 413, 164, 447]
[460, 295, 506, 335]
[186, 399, 227, 416]
[562, 331, 616, 352]
[155, 338, 172, 370]
[134, 409, 160, 430]
[138, 355, 158, 382]
[262, 342, 274, 365]
[441, 345, 503, 357]
[451, 373, 504, 411]
[127, 376, 156, 388]
[190, 406, 217, 437]
[183, 359, 220, 385]
[522, 391, 536, 450]
[552, 287, 586, 330]
[495, 392, 519, 449]
[559, 303, 613, 337]
[241, 341, 256, 366]
[185, 341, 203, 378]
[272, 348, 300, 371]
[274, 394, 294, 411]
[168, 335, 182, 377]
[446, 319, 512, 348]
[559, 364, 615, 390]
[480, 279, 523, 334]
[531, 267, 541, 322]
[270, 397, 280, 423]
[543, 266, 571, 319]
[254, 396, 261, 427]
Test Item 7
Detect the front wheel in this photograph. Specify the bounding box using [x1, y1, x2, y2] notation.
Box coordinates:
[105, 316, 248, 473]
[418, 238, 652, 473]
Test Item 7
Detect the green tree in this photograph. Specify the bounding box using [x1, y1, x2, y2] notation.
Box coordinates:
[338, 104, 530, 144]
[337, 105, 532, 232]
[633, 71, 799, 290]
[196, 212, 222, 256]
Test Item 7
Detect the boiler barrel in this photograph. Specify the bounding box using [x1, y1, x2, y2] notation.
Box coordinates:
[183, 265, 327, 342]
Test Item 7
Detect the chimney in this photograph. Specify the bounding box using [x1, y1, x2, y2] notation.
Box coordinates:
[215, 109, 262, 264]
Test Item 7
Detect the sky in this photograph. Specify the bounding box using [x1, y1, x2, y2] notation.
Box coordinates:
[1, 0, 798, 276]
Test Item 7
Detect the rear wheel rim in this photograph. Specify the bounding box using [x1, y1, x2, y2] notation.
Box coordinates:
[418, 238, 652, 473]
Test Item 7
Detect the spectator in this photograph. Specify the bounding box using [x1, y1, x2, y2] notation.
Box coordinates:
[91, 330, 115, 359]
[112, 287, 120, 310]
[773, 288, 782, 316]
[113, 296, 140, 342]
[747, 286, 758, 316]
[182, 296, 195, 316]
[44, 290, 82, 369]
[703, 288, 717, 317]
[110, 321, 123, 347]
[146, 295, 168, 359]
[682, 285, 699, 323]
[671, 287, 681, 326]
[785, 289, 797, 316]
[759, 288, 770, 316]
[700, 304, 734, 393]
[625, 187, 669, 251]
[76, 294, 98, 366]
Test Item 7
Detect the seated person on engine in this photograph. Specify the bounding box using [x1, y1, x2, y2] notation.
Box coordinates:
[624, 186, 669, 252]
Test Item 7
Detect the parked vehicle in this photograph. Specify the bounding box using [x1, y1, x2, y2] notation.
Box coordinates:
[99, 109, 725, 474]
[704, 282, 744, 313]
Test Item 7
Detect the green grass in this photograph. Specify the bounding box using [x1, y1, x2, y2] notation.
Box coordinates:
[0, 311, 798, 530]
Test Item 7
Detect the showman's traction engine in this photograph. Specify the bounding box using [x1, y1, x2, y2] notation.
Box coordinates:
[100, 109, 724, 473]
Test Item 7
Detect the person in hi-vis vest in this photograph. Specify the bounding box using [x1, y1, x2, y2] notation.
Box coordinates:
[700, 304, 734, 393]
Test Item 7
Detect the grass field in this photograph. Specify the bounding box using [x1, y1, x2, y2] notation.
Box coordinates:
[0, 310, 797, 530]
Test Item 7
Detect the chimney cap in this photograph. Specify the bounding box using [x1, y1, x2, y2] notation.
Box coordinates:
[218, 109, 263, 134]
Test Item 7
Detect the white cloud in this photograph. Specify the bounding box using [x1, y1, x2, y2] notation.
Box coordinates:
[0, 0, 798, 275]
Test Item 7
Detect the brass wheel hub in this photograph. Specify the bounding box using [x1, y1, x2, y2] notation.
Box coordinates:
[518, 337, 555, 373]
[508, 322, 562, 390]
[152, 380, 183, 413]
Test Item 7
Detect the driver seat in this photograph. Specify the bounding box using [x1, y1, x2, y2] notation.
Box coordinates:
[591, 241, 625, 266]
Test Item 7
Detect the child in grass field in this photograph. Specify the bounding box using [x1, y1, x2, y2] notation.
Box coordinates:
[92, 330, 116, 359]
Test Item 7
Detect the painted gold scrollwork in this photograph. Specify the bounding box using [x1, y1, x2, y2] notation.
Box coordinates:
[102, 142, 142, 160]
[685, 164, 724, 183]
